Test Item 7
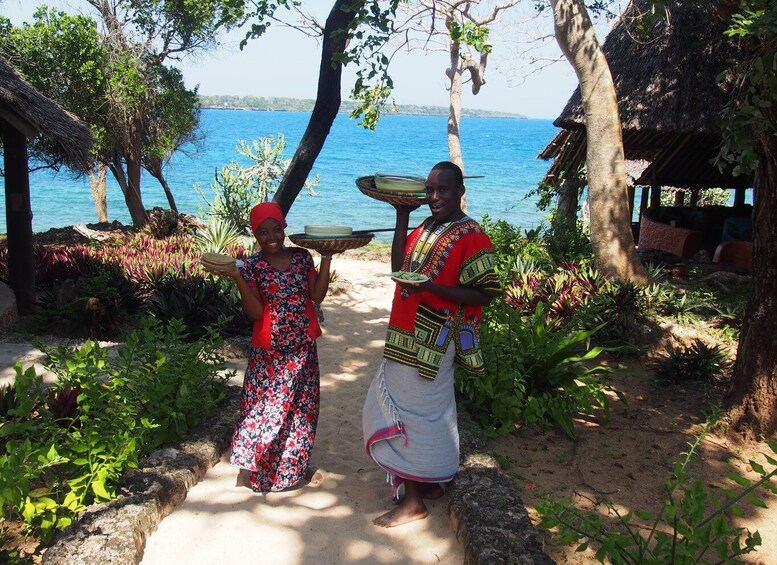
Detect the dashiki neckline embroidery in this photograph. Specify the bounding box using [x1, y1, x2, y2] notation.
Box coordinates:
[405, 217, 469, 276]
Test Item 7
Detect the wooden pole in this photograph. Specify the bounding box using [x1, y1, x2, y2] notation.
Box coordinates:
[1, 121, 36, 314]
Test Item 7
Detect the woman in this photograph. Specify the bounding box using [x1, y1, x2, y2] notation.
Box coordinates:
[207, 202, 333, 492]
[363, 161, 501, 527]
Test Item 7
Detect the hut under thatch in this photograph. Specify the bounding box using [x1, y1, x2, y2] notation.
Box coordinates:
[540, 0, 753, 231]
[0, 57, 92, 313]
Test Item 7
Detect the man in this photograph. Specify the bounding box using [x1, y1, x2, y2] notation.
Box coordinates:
[363, 161, 500, 527]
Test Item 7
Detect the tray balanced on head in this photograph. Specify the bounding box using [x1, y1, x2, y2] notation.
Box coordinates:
[288, 232, 375, 254]
[356, 176, 428, 207]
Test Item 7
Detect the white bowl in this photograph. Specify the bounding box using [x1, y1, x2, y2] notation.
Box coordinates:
[304, 225, 353, 237]
[374, 173, 426, 193]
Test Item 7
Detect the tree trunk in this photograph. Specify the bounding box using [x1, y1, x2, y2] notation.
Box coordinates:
[123, 155, 147, 226]
[108, 150, 147, 227]
[123, 112, 148, 227]
[108, 152, 129, 198]
[725, 36, 777, 437]
[89, 163, 108, 223]
[446, 38, 468, 213]
[551, 0, 647, 283]
[0, 122, 36, 314]
[273, 0, 364, 215]
[446, 40, 465, 174]
[148, 163, 179, 213]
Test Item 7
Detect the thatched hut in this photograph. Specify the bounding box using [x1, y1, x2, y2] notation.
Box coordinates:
[0, 57, 92, 313]
[540, 0, 753, 264]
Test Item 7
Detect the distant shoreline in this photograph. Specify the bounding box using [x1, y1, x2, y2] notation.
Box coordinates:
[199, 95, 527, 120]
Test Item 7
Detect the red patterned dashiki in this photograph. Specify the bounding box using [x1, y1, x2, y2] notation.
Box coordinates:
[230, 248, 320, 492]
[384, 216, 500, 380]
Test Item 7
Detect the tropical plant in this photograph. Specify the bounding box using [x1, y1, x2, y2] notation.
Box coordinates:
[541, 216, 594, 265]
[574, 279, 647, 355]
[0, 318, 232, 543]
[505, 261, 605, 325]
[196, 135, 319, 236]
[145, 275, 249, 340]
[458, 301, 621, 438]
[648, 339, 732, 384]
[194, 217, 247, 254]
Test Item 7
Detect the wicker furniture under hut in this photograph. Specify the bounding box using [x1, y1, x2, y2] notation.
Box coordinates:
[540, 0, 753, 263]
[0, 57, 92, 313]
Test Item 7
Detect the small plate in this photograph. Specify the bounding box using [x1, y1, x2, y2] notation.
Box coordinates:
[391, 271, 429, 286]
[375, 173, 426, 193]
[304, 225, 353, 237]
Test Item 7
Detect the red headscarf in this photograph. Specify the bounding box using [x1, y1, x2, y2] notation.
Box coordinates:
[250, 202, 287, 234]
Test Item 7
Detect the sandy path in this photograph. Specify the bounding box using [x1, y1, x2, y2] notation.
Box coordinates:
[140, 258, 464, 564]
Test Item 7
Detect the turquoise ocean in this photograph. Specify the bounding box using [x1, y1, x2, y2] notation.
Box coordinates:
[1, 109, 558, 240]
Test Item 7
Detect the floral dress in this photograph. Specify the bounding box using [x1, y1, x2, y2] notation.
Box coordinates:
[230, 248, 320, 492]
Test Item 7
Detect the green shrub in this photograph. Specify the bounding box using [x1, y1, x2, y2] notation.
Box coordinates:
[648, 339, 732, 384]
[145, 275, 250, 340]
[0, 318, 232, 543]
[541, 217, 593, 266]
[458, 301, 622, 438]
[196, 135, 319, 236]
[573, 279, 647, 356]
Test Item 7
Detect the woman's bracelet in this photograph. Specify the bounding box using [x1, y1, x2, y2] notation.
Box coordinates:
[320, 254, 333, 260]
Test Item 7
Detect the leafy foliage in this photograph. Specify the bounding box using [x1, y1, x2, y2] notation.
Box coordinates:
[457, 301, 621, 438]
[718, 2, 777, 177]
[146, 274, 250, 340]
[648, 339, 732, 384]
[0, 1, 243, 221]
[194, 217, 247, 254]
[0, 319, 232, 543]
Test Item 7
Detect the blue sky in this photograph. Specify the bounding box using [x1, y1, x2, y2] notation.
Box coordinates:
[1, 0, 593, 118]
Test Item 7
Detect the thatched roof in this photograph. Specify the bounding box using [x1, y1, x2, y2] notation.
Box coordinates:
[541, 0, 752, 190]
[0, 57, 92, 172]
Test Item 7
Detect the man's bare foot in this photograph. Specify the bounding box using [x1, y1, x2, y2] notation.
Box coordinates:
[305, 468, 324, 487]
[373, 499, 429, 528]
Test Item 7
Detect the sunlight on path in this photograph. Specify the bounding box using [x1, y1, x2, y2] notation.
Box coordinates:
[140, 259, 464, 565]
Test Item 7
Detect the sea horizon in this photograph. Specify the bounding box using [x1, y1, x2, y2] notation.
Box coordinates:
[1, 110, 558, 239]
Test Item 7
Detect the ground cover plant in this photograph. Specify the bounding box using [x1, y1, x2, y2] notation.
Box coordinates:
[0, 318, 233, 561]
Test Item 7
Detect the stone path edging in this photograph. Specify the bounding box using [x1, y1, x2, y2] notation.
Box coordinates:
[43, 389, 554, 564]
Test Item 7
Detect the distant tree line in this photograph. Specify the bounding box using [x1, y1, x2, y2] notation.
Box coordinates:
[198, 94, 527, 119]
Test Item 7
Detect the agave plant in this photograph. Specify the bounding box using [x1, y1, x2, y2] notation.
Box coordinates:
[194, 217, 247, 255]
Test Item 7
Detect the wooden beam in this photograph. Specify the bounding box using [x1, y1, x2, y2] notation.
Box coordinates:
[0, 101, 38, 140]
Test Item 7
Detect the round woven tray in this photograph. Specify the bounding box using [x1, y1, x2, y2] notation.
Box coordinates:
[288, 233, 374, 253]
[356, 176, 428, 207]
